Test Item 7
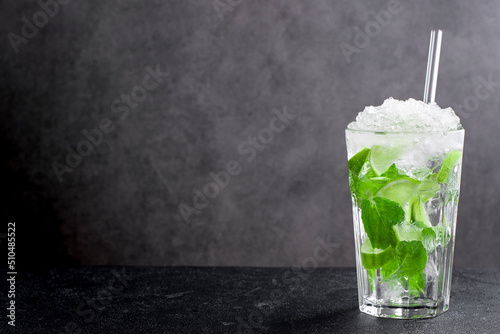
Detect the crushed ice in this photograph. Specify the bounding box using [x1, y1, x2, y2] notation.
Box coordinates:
[348, 98, 462, 132]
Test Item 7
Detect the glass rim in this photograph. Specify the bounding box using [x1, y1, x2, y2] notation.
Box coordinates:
[345, 126, 464, 135]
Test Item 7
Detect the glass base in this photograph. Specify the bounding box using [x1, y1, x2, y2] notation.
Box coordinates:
[360, 297, 448, 319]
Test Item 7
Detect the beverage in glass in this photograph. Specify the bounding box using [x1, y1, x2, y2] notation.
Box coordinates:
[346, 98, 464, 319]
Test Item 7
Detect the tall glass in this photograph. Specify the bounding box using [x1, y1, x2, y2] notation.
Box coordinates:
[345, 128, 465, 319]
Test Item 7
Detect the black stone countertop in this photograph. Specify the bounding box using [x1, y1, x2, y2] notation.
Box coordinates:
[3, 267, 499, 333]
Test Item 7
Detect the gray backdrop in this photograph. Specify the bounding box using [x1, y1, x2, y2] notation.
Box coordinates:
[1, 0, 499, 267]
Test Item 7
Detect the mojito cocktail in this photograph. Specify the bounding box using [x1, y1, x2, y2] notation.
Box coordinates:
[346, 98, 464, 319]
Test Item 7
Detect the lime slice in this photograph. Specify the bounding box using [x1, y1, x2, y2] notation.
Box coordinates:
[437, 150, 462, 183]
[369, 145, 404, 175]
[361, 239, 395, 270]
[410, 196, 432, 227]
[376, 178, 420, 206]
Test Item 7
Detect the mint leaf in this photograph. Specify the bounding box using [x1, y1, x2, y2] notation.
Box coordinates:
[348, 149, 379, 201]
[380, 257, 401, 282]
[395, 241, 427, 277]
[360, 197, 404, 249]
[348, 148, 370, 176]
[381, 241, 427, 279]
[351, 171, 387, 200]
[349, 159, 413, 202]
[421, 227, 437, 253]
[380, 164, 406, 180]
[373, 197, 405, 227]
[408, 272, 426, 296]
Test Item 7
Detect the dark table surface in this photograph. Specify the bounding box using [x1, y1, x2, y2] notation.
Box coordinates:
[2, 267, 499, 333]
